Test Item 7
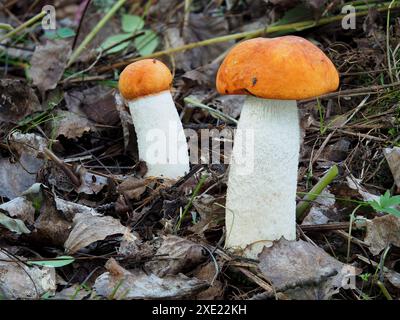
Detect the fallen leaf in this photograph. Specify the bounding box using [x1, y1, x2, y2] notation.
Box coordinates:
[64, 211, 129, 254]
[52, 110, 94, 139]
[94, 258, 208, 299]
[117, 176, 147, 200]
[364, 214, 400, 255]
[28, 40, 71, 93]
[0, 79, 42, 124]
[145, 235, 207, 277]
[0, 251, 56, 299]
[190, 195, 225, 236]
[0, 132, 46, 199]
[0, 196, 35, 224]
[258, 239, 360, 300]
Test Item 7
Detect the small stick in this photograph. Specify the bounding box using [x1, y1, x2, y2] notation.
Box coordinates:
[43, 148, 81, 187]
[0, 11, 46, 42]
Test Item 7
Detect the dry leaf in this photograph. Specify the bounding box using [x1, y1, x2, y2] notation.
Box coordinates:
[94, 258, 208, 299]
[364, 214, 400, 255]
[145, 235, 207, 277]
[64, 212, 129, 254]
[0, 79, 42, 124]
[0, 251, 56, 299]
[53, 110, 94, 140]
[384, 147, 400, 190]
[28, 40, 71, 93]
[258, 239, 360, 300]
[117, 176, 147, 200]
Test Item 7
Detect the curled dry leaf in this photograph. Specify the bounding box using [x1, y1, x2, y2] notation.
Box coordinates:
[0, 196, 35, 224]
[364, 214, 400, 255]
[0, 251, 56, 299]
[94, 258, 208, 299]
[28, 40, 71, 93]
[193, 262, 224, 300]
[145, 235, 207, 277]
[258, 239, 360, 300]
[117, 176, 147, 200]
[64, 212, 129, 254]
[190, 195, 225, 236]
[0, 79, 42, 124]
[0, 132, 47, 199]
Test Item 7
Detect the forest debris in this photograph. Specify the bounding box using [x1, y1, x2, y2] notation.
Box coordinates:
[0, 195, 35, 224]
[346, 175, 380, 202]
[258, 239, 359, 300]
[364, 214, 400, 255]
[28, 40, 71, 93]
[64, 86, 120, 125]
[190, 195, 225, 236]
[51, 284, 92, 300]
[0, 79, 42, 123]
[117, 176, 148, 200]
[0, 132, 46, 199]
[0, 212, 30, 234]
[193, 262, 224, 300]
[64, 211, 129, 254]
[0, 251, 56, 299]
[93, 258, 208, 299]
[384, 147, 400, 190]
[145, 235, 207, 277]
[52, 110, 94, 139]
[76, 168, 108, 195]
[302, 189, 335, 225]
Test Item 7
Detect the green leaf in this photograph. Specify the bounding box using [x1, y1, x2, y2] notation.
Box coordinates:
[133, 30, 159, 56]
[44, 28, 76, 40]
[121, 14, 144, 33]
[99, 33, 133, 54]
[0, 212, 30, 234]
[28, 256, 75, 268]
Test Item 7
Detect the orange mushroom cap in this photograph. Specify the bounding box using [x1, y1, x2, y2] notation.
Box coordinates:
[216, 36, 339, 100]
[119, 59, 173, 100]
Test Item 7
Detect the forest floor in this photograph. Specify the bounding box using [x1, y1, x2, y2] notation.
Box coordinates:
[0, 0, 400, 300]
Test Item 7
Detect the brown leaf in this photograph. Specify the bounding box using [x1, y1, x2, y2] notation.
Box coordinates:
[258, 239, 360, 299]
[364, 215, 400, 255]
[0, 132, 46, 199]
[0, 251, 56, 299]
[0, 79, 42, 124]
[145, 235, 207, 277]
[64, 211, 129, 254]
[190, 195, 225, 236]
[384, 147, 400, 190]
[28, 40, 71, 93]
[117, 176, 148, 200]
[94, 259, 208, 299]
[52, 110, 94, 139]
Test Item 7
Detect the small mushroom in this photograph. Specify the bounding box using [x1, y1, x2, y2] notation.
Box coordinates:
[119, 59, 190, 179]
[216, 36, 339, 258]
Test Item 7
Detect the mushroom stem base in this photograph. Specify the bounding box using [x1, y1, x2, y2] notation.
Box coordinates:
[225, 97, 299, 259]
[127, 90, 190, 179]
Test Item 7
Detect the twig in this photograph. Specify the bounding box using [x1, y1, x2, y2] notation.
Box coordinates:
[67, 0, 127, 67]
[72, 0, 92, 50]
[0, 11, 46, 42]
[296, 165, 339, 220]
[184, 97, 238, 125]
[43, 148, 81, 187]
[96, 4, 400, 72]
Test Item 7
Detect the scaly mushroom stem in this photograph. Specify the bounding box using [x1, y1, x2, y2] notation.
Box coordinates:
[127, 90, 190, 179]
[225, 97, 299, 258]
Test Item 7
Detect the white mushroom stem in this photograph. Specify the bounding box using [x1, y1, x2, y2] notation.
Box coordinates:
[225, 96, 299, 258]
[127, 90, 190, 179]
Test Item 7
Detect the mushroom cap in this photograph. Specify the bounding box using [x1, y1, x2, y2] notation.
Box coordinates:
[216, 36, 339, 100]
[119, 59, 173, 100]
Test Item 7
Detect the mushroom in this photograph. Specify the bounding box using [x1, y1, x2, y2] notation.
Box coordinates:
[216, 36, 339, 258]
[119, 59, 190, 179]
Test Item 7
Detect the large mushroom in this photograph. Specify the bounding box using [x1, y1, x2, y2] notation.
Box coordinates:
[216, 36, 339, 258]
[119, 59, 190, 179]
